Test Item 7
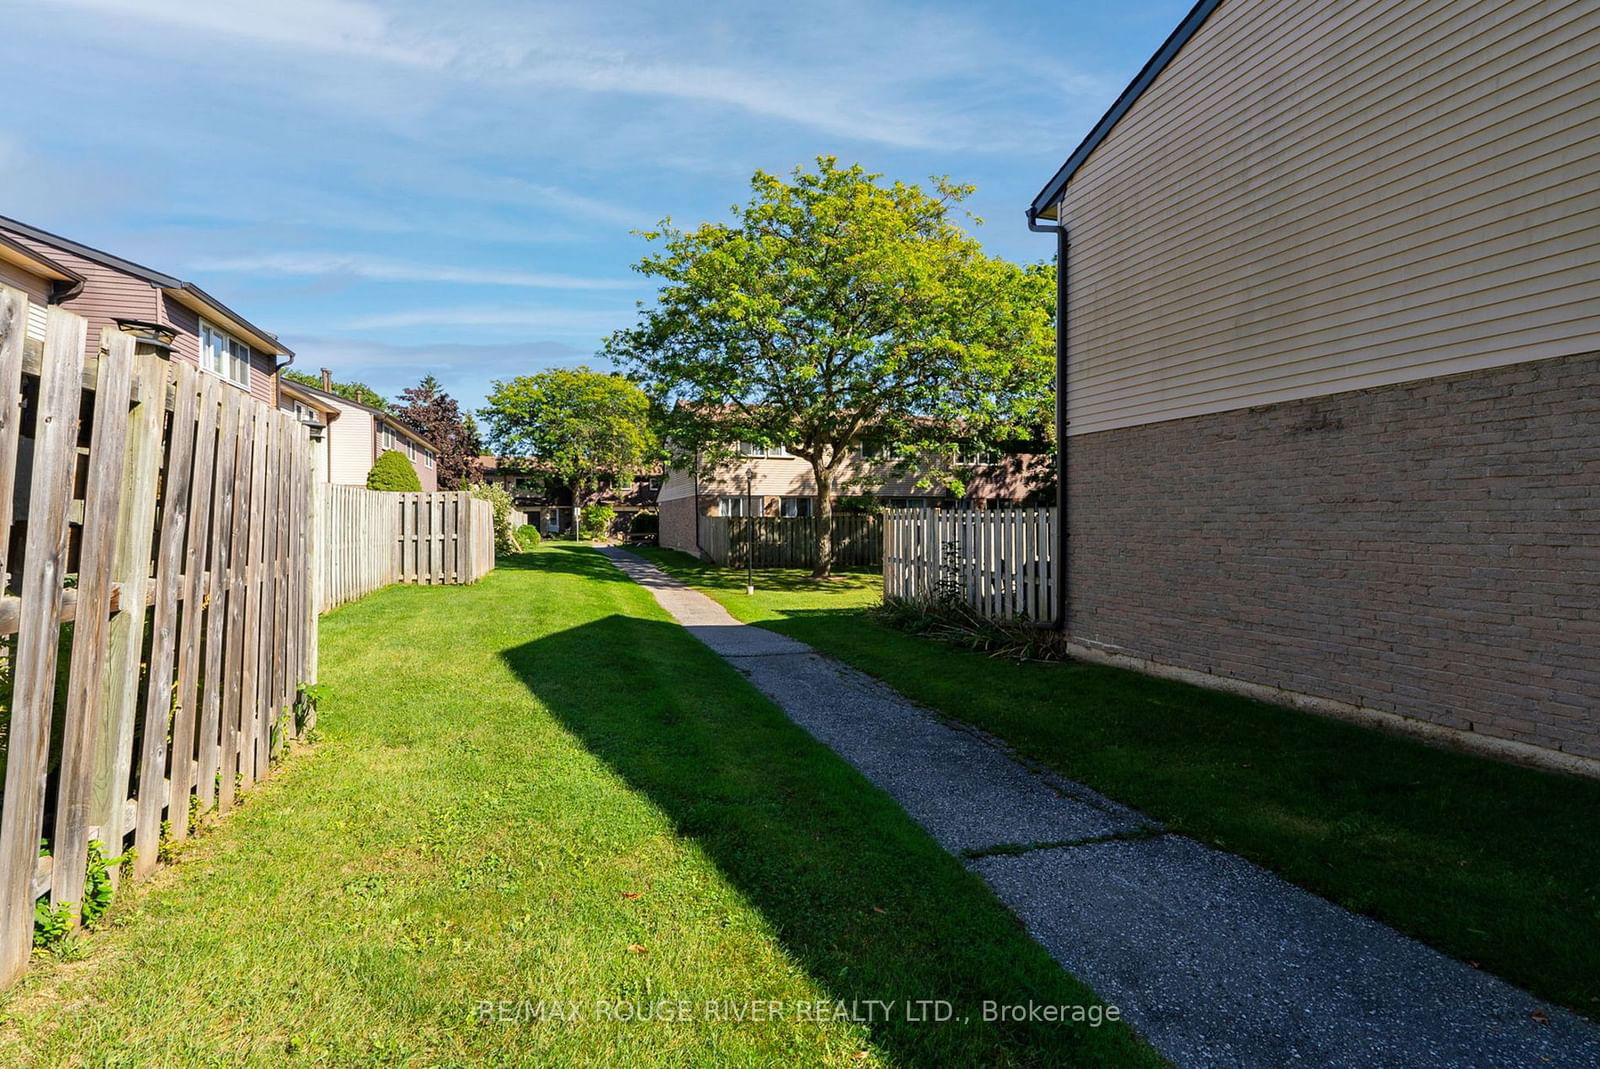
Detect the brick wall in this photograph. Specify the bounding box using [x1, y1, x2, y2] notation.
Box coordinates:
[659, 496, 700, 557]
[1067, 351, 1600, 762]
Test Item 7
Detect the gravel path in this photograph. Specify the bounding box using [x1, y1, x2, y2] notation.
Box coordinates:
[603, 548, 1600, 1068]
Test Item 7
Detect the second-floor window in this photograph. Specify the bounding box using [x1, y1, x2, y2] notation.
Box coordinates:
[199, 321, 251, 388]
[736, 442, 789, 458]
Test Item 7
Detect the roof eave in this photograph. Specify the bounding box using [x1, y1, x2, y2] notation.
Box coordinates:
[1028, 0, 1224, 219]
[163, 283, 293, 358]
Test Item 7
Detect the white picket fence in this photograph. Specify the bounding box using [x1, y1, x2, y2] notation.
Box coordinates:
[882, 507, 1058, 624]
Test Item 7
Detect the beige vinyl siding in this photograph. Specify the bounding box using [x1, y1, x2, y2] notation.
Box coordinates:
[1058, 0, 1600, 435]
[327, 403, 377, 487]
[0, 262, 52, 341]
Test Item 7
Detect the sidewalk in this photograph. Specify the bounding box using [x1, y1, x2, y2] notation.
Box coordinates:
[603, 548, 1600, 1068]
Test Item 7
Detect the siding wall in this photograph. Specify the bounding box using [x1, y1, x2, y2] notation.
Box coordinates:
[664, 454, 1039, 502]
[1067, 351, 1600, 762]
[326, 402, 376, 487]
[0, 225, 280, 401]
[0, 232, 161, 360]
[0, 260, 50, 340]
[1058, 0, 1600, 435]
[160, 293, 278, 406]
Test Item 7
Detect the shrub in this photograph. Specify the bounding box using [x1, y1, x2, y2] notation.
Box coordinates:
[514, 524, 542, 551]
[469, 481, 518, 555]
[629, 511, 659, 538]
[367, 450, 422, 492]
[872, 596, 1072, 662]
[578, 504, 615, 540]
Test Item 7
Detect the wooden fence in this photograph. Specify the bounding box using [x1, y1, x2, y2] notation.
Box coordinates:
[318, 487, 495, 611]
[882, 507, 1058, 624]
[396, 492, 495, 586]
[0, 295, 316, 987]
[699, 513, 882, 569]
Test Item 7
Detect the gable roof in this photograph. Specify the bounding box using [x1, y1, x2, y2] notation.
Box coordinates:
[289, 378, 437, 452]
[1028, 0, 1224, 222]
[0, 213, 294, 359]
[0, 232, 83, 293]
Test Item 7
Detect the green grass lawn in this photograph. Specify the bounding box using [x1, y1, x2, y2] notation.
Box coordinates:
[0, 546, 1157, 1068]
[633, 546, 1600, 1020]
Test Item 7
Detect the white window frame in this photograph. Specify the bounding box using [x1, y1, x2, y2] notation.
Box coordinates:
[199, 319, 252, 389]
[736, 441, 790, 459]
[780, 496, 813, 518]
[717, 495, 754, 518]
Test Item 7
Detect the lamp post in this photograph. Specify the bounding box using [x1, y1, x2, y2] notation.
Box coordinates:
[745, 468, 755, 595]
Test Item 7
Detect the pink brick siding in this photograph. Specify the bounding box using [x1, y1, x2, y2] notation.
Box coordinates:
[1067, 351, 1600, 762]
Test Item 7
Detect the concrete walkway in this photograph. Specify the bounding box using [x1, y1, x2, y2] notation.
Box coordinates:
[602, 548, 1600, 1068]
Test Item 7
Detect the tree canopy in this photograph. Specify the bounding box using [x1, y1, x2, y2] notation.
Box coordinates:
[604, 156, 1054, 575]
[394, 374, 482, 490]
[478, 367, 657, 504]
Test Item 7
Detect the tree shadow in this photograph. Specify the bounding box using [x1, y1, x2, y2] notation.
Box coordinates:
[494, 545, 633, 583]
[498, 613, 1155, 1067]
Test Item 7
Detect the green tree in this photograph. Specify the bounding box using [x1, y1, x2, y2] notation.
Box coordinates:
[367, 449, 421, 491]
[394, 374, 481, 490]
[479, 367, 657, 510]
[284, 368, 392, 413]
[604, 157, 1054, 577]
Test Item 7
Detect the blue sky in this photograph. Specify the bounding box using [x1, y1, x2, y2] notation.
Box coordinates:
[2, 0, 1190, 410]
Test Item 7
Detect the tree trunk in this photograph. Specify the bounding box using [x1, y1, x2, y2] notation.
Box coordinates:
[812, 463, 833, 579]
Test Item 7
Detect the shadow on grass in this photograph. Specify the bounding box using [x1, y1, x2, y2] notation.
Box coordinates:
[631, 546, 879, 594]
[499, 611, 1157, 1068]
[496, 544, 633, 582]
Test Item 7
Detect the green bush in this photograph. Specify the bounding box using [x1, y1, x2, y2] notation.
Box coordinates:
[367, 450, 422, 492]
[578, 504, 615, 540]
[514, 524, 542, 551]
[629, 511, 659, 538]
[469, 481, 518, 555]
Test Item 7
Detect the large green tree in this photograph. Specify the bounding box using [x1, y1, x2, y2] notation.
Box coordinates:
[394, 374, 481, 490]
[479, 367, 656, 508]
[604, 157, 1054, 577]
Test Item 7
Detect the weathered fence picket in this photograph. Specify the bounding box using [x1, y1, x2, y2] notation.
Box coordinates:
[881, 506, 1058, 625]
[0, 296, 318, 988]
[317, 487, 494, 611]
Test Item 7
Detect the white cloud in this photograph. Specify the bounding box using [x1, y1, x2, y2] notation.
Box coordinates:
[45, 0, 1095, 151]
[339, 304, 634, 332]
[193, 252, 635, 290]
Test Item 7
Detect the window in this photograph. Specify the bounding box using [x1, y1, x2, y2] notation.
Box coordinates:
[199, 321, 251, 388]
[736, 442, 789, 458]
[424, 451, 434, 469]
[780, 496, 813, 518]
[957, 451, 1000, 466]
[856, 442, 899, 462]
[717, 495, 754, 517]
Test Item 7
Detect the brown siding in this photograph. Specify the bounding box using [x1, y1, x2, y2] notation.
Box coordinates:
[0, 231, 161, 359]
[160, 293, 278, 405]
[1058, 0, 1600, 434]
[0, 225, 280, 403]
[1067, 351, 1600, 761]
